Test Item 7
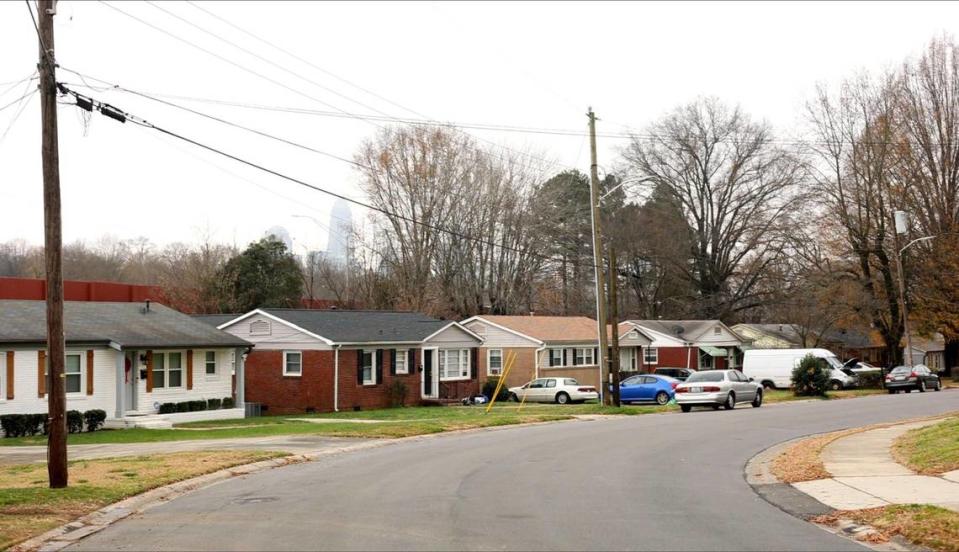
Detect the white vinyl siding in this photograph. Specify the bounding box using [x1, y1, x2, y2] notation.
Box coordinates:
[487, 349, 503, 376]
[283, 351, 302, 376]
[439, 349, 470, 381]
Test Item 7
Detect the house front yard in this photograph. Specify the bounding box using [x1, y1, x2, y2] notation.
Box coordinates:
[0, 450, 288, 550]
[0, 403, 670, 446]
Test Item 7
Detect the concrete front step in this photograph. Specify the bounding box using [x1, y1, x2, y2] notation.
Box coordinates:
[104, 416, 174, 430]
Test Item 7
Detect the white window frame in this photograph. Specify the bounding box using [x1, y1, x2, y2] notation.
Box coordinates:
[204, 351, 217, 377]
[64, 352, 85, 395]
[362, 349, 377, 385]
[643, 347, 658, 364]
[550, 348, 564, 367]
[152, 351, 185, 390]
[395, 349, 409, 375]
[487, 349, 503, 376]
[574, 348, 594, 366]
[283, 351, 303, 377]
[439, 349, 470, 381]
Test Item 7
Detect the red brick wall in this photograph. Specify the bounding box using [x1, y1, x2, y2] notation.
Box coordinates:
[639, 347, 698, 372]
[244, 348, 424, 414]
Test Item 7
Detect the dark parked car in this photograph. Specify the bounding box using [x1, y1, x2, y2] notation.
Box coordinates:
[885, 364, 942, 393]
[654, 367, 696, 381]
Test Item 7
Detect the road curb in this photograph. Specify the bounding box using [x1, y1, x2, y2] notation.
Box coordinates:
[743, 417, 954, 552]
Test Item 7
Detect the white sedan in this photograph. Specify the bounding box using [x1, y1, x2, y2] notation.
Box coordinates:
[674, 369, 763, 412]
[508, 378, 599, 404]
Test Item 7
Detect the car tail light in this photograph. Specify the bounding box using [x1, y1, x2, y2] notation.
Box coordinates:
[675, 387, 688, 393]
[885, 375, 893, 380]
[578, 387, 596, 393]
[671, 382, 678, 390]
[702, 386, 721, 392]
[910, 372, 918, 378]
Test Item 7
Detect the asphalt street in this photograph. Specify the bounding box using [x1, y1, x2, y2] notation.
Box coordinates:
[71, 392, 958, 551]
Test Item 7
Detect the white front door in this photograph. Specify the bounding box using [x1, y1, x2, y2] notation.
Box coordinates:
[421, 347, 438, 399]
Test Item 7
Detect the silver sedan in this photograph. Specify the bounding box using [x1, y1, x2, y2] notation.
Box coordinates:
[674, 370, 763, 412]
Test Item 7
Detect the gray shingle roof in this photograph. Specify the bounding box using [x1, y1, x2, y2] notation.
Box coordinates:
[0, 300, 250, 349]
[254, 309, 454, 343]
[739, 323, 804, 345]
[628, 320, 718, 340]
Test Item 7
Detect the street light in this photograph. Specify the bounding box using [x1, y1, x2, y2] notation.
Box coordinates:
[893, 211, 937, 367]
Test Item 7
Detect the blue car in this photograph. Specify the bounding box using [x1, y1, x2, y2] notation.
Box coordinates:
[619, 374, 679, 405]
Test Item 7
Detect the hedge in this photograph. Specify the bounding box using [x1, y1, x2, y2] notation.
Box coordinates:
[1, 409, 107, 438]
[157, 398, 235, 416]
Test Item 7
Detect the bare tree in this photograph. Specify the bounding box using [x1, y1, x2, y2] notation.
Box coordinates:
[621, 98, 806, 319]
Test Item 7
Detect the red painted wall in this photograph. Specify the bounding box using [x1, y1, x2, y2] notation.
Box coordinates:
[639, 347, 698, 372]
[0, 277, 165, 304]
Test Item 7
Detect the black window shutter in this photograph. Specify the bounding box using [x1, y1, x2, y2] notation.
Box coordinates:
[471, 348, 478, 379]
[411, 349, 418, 374]
[594, 348, 599, 365]
[572, 349, 579, 366]
[549, 350, 555, 367]
[356, 349, 363, 384]
[390, 349, 396, 375]
[376, 349, 384, 385]
[562, 349, 568, 366]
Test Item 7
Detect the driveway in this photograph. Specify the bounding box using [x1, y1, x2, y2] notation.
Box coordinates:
[72, 392, 958, 551]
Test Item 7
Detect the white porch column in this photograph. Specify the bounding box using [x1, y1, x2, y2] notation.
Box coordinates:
[234, 347, 246, 411]
[114, 349, 125, 419]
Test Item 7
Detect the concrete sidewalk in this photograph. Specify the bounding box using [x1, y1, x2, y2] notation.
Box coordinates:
[792, 419, 959, 512]
[0, 434, 369, 465]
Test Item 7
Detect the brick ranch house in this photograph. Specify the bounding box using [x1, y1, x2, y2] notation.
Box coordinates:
[200, 309, 483, 413]
[623, 320, 746, 371]
[0, 300, 249, 428]
[460, 315, 653, 391]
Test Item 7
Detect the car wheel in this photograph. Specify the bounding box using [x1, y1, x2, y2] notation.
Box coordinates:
[935, 378, 942, 391]
[555, 392, 570, 405]
[918, 380, 926, 393]
[762, 381, 775, 390]
[655, 391, 669, 405]
[680, 405, 691, 413]
[723, 393, 736, 410]
[829, 380, 843, 391]
[888, 389, 896, 395]
[905, 389, 912, 393]
[508, 393, 519, 402]
[752, 390, 763, 408]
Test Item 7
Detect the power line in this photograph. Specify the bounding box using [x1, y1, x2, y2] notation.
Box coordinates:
[0, 89, 37, 114]
[59, 84, 597, 271]
[96, 1, 573, 173]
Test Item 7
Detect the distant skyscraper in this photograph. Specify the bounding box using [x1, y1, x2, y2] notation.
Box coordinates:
[264, 225, 293, 251]
[327, 199, 352, 266]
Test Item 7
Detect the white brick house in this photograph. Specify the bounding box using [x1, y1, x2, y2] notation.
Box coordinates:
[0, 300, 251, 427]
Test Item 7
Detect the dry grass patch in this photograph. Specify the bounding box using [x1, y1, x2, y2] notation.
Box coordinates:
[815, 505, 959, 552]
[893, 416, 959, 475]
[0, 450, 287, 550]
[771, 427, 865, 483]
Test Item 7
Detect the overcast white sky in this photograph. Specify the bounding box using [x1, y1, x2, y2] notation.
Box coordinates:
[1, 1, 956, 253]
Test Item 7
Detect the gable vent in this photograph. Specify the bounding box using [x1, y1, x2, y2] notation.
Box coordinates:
[250, 320, 272, 336]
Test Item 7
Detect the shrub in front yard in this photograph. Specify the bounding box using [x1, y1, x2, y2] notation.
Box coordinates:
[187, 400, 207, 412]
[176, 402, 191, 413]
[66, 410, 84, 434]
[387, 380, 409, 407]
[83, 409, 106, 432]
[1, 414, 27, 437]
[223, 397, 235, 409]
[856, 370, 884, 389]
[482, 377, 510, 402]
[158, 402, 177, 414]
[792, 354, 830, 396]
[27, 414, 47, 436]
[207, 398, 222, 410]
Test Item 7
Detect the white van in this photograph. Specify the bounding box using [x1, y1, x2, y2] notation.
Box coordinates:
[742, 348, 859, 390]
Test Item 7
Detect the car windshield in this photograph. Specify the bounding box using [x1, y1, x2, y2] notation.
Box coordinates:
[890, 366, 911, 374]
[685, 371, 725, 383]
[825, 356, 843, 370]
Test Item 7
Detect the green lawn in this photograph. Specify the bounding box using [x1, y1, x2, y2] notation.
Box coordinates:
[0, 450, 287, 550]
[894, 416, 959, 475]
[843, 504, 959, 552]
[0, 403, 668, 446]
[763, 387, 886, 403]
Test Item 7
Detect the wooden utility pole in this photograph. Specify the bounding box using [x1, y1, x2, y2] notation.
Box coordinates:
[608, 244, 621, 407]
[587, 107, 610, 405]
[38, 0, 68, 488]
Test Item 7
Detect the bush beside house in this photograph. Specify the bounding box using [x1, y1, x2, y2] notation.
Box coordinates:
[1, 409, 108, 438]
[792, 354, 830, 396]
[158, 397, 236, 415]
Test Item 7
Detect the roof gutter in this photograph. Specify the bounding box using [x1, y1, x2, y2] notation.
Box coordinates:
[535, 344, 546, 379]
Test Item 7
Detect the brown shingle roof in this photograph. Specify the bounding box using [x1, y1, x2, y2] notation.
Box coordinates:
[479, 315, 600, 343]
